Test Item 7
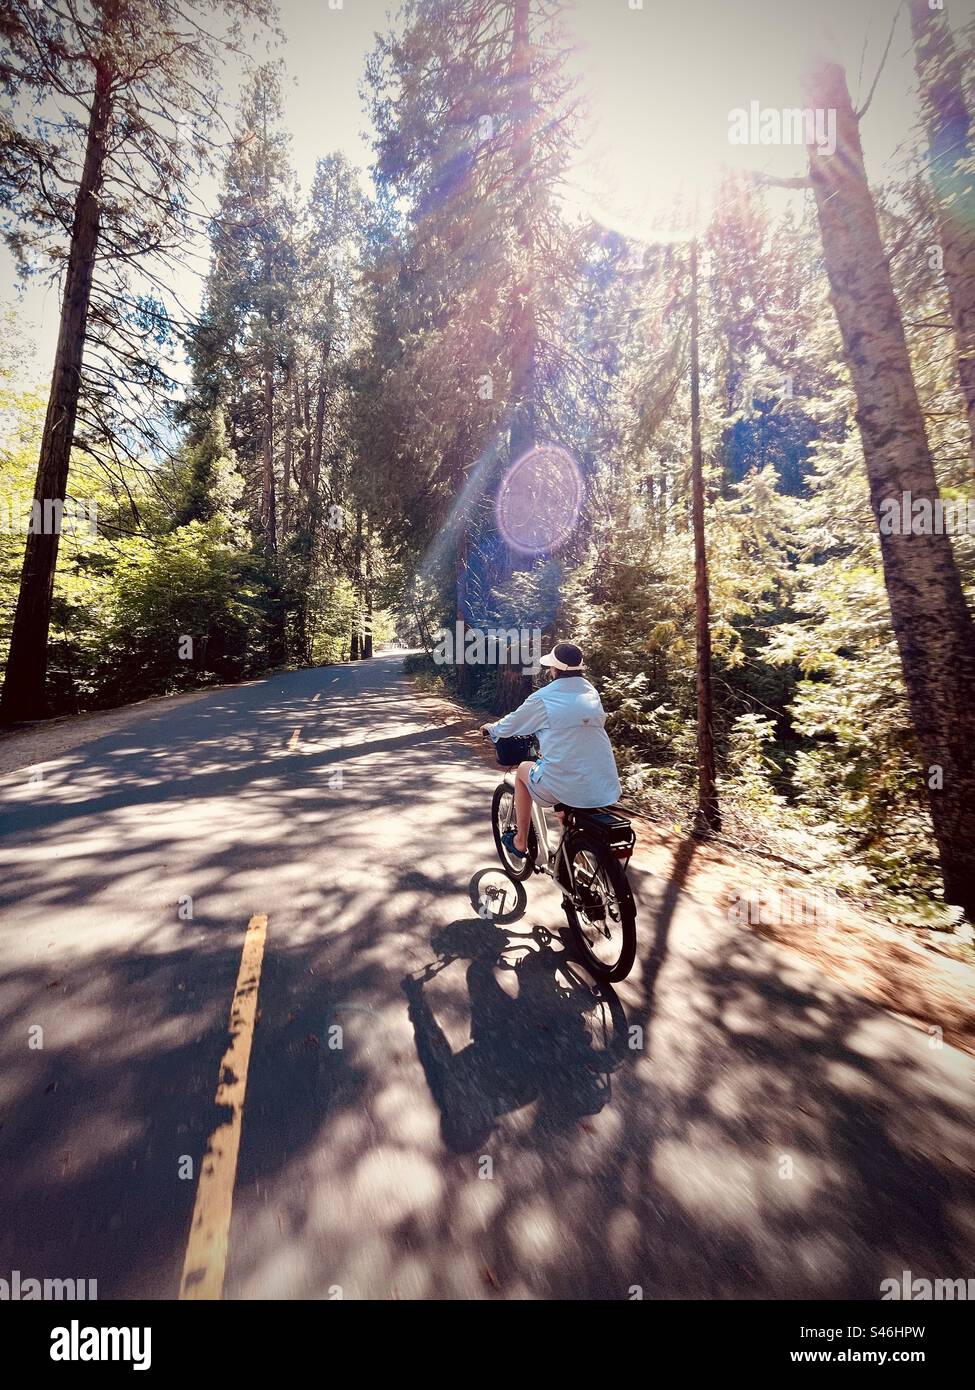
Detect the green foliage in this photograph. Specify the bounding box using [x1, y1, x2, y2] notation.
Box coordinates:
[1, 363, 290, 712]
[62, 523, 265, 706]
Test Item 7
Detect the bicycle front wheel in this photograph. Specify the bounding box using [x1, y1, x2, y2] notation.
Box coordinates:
[491, 782, 536, 881]
[559, 833, 637, 982]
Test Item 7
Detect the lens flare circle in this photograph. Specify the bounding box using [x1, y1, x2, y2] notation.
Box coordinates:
[495, 444, 584, 556]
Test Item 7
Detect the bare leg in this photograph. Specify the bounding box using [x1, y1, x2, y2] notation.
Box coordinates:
[513, 761, 534, 854]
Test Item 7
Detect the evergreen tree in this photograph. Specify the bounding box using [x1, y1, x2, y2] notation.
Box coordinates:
[0, 0, 275, 720]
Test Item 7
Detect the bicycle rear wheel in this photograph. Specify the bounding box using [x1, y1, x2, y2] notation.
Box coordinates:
[491, 782, 536, 881]
[559, 832, 637, 982]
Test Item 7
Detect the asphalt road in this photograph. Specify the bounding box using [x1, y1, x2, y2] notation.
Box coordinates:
[0, 653, 972, 1300]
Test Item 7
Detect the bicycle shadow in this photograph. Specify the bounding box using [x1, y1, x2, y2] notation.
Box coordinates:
[402, 915, 629, 1153]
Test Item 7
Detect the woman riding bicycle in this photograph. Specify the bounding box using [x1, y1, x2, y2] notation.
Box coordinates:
[480, 641, 621, 861]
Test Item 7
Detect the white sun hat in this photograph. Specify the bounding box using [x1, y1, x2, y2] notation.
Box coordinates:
[538, 642, 585, 671]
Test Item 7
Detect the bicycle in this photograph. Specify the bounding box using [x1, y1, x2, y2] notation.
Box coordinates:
[485, 733, 638, 982]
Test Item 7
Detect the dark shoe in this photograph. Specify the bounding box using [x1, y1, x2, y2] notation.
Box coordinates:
[501, 830, 528, 861]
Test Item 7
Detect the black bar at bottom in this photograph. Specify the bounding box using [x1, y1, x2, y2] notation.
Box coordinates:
[1, 1297, 968, 1375]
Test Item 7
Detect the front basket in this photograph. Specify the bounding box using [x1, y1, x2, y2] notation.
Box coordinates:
[494, 734, 536, 767]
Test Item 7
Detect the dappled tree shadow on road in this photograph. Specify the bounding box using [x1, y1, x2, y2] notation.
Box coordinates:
[0, 657, 972, 1299]
[403, 917, 629, 1152]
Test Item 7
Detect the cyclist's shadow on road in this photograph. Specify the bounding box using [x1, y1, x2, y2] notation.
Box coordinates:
[402, 915, 628, 1153]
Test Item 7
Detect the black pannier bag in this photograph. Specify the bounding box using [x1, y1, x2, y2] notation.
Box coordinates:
[494, 734, 537, 767]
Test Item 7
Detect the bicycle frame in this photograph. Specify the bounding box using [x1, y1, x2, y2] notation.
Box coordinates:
[494, 757, 638, 983]
[501, 769, 571, 881]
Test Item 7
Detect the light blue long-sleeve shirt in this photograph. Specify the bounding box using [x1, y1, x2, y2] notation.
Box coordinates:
[488, 676, 622, 809]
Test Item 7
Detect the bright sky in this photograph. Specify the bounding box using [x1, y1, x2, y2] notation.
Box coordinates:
[0, 0, 942, 387]
[566, 0, 918, 238]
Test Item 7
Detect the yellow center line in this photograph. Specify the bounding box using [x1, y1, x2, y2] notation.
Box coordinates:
[179, 912, 268, 1301]
[288, 727, 301, 749]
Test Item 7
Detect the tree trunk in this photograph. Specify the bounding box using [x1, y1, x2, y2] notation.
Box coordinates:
[455, 519, 469, 697]
[258, 88, 278, 561]
[281, 367, 293, 543]
[363, 519, 374, 659]
[689, 239, 720, 834]
[261, 355, 277, 555]
[507, 0, 537, 465]
[313, 350, 327, 498]
[300, 370, 312, 491]
[0, 59, 114, 721]
[497, 0, 536, 713]
[908, 0, 975, 468]
[804, 56, 975, 916]
[410, 585, 434, 655]
[349, 506, 363, 660]
[312, 278, 335, 497]
[291, 375, 313, 662]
